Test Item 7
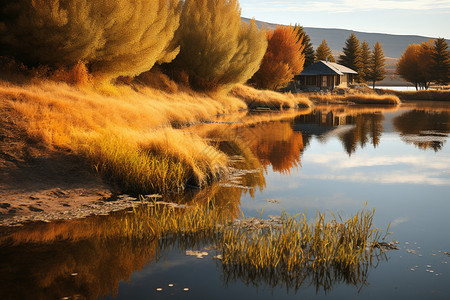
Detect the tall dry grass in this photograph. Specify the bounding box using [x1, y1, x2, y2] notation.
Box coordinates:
[310, 92, 401, 105]
[0, 80, 242, 193]
[230, 84, 312, 109]
[379, 89, 450, 101]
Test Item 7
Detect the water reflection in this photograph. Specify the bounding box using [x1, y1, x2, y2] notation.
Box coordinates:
[0, 203, 386, 299]
[1, 104, 449, 299]
[393, 109, 450, 151]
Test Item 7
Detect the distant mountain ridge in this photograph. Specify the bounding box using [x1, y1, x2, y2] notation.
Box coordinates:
[242, 17, 450, 59]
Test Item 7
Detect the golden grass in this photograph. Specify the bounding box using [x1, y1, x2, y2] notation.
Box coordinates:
[0, 80, 240, 193]
[230, 84, 312, 109]
[379, 89, 450, 101]
[0, 76, 317, 193]
[310, 92, 401, 105]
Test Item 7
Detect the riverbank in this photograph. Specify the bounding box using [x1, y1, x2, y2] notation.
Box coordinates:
[0, 79, 312, 226]
[377, 88, 450, 101]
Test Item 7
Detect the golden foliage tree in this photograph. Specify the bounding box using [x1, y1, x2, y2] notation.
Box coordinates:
[315, 39, 335, 62]
[0, 0, 181, 81]
[397, 42, 434, 90]
[251, 26, 305, 90]
[169, 0, 267, 92]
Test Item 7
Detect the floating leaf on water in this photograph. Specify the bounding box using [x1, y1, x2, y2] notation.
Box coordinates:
[264, 199, 280, 204]
[186, 250, 208, 258]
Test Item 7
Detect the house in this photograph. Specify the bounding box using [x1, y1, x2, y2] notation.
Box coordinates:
[293, 61, 358, 91]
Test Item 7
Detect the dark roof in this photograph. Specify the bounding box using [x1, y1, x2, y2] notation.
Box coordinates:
[298, 61, 358, 76]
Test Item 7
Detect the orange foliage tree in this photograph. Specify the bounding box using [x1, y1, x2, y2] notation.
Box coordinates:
[397, 42, 434, 90]
[251, 26, 305, 90]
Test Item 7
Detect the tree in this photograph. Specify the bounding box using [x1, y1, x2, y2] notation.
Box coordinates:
[294, 25, 315, 68]
[397, 42, 434, 90]
[432, 38, 450, 85]
[339, 33, 363, 81]
[360, 40, 371, 82]
[367, 42, 386, 88]
[315, 39, 335, 62]
[169, 0, 267, 91]
[251, 25, 305, 90]
[0, 0, 181, 81]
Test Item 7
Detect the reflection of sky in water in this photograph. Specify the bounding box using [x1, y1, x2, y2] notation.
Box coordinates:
[240, 108, 450, 253]
[107, 106, 450, 299]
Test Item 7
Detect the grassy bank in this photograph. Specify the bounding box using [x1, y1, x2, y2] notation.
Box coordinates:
[378, 89, 450, 101]
[310, 92, 401, 105]
[0, 79, 312, 194]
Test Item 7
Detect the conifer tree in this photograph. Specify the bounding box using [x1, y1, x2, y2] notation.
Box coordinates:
[251, 26, 305, 90]
[294, 25, 315, 68]
[432, 38, 450, 85]
[360, 41, 371, 82]
[367, 42, 385, 88]
[315, 39, 335, 62]
[339, 33, 363, 81]
[170, 0, 267, 91]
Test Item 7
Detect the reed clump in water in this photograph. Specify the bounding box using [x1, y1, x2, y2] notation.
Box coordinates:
[220, 208, 387, 271]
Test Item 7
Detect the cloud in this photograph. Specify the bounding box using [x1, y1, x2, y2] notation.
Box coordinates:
[241, 0, 450, 13]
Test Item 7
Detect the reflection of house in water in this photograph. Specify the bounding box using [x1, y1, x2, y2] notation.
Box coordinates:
[292, 109, 384, 155]
[293, 109, 356, 135]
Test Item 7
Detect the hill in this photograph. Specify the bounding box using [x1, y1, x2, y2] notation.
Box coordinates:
[242, 17, 449, 59]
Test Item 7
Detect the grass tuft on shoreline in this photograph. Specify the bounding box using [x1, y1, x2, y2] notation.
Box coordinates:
[310, 92, 401, 105]
[378, 89, 450, 101]
[230, 84, 312, 109]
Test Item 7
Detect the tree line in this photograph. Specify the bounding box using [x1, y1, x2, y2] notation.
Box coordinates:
[312, 34, 386, 88]
[396, 38, 450, 90]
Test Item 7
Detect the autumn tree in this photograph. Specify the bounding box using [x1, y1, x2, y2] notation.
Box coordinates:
[432, 38, 450, 85]
[168, 0, 267, 91]
[360, 41, 371, 82]
[367, 42, 386, 88]
[294, 25, 315, 68]
[339, 33, 363, 81]
[251, 26, 305, 90]
[397, 42, 434, 90]
[315, 39, 335, 62]
[0, 0, 181, 81]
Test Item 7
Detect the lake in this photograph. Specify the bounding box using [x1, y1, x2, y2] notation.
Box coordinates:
[1, 102, 449, 299]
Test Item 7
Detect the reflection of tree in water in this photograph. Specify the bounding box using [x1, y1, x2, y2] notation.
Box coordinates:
[0, 226, 157, 299]
[338, 113, 384, 156]
[237, 122, 304, 174]
[393, 109, 450, 152]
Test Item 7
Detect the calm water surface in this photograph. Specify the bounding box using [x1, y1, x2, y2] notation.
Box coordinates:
[1, 103, 449, 299]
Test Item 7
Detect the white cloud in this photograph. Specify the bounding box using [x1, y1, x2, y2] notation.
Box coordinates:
[241, 0, 450, 13]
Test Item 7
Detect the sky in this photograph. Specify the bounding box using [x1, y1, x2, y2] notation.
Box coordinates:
[239, 0, 450, 39]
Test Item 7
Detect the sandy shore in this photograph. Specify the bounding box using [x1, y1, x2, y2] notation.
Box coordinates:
[0, 109, 143, 226]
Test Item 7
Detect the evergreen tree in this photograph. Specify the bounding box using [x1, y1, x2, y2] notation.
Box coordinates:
[368, 42, 386, 88]
[360, 40, 371, 82]
[339, 33, 363, 81]
[315, 39, 335, 62]
[432, 38, 450, 85]
[294, 25, 315, 68]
